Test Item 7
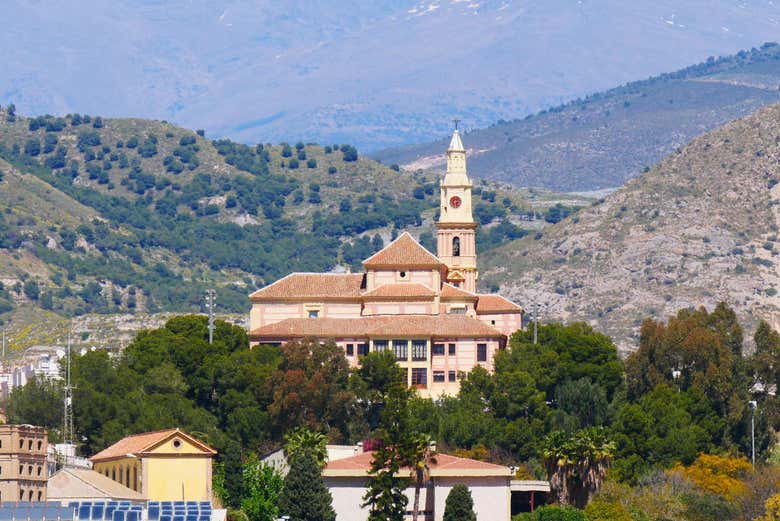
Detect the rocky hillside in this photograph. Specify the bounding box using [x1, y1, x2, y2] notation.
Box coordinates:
[375, 44, 780, 191]
[481, 102, 780, 352]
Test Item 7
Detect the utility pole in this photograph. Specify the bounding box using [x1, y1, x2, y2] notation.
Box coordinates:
[749, 400, 757, 466]
[533, 303, 540, 345]
[205, 289, 216, 345]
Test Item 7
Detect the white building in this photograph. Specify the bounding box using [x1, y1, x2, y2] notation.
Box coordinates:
[321, 451, 513, 521]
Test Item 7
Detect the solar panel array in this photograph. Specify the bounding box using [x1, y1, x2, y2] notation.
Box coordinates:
[0, 501, 213, 521]
[147, 502, 211, 521]
[0, 502, 73, 521]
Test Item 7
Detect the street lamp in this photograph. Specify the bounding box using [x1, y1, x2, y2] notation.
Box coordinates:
[748, 400, 757, 467]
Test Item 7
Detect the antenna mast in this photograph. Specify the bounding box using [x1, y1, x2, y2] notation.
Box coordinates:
[63, 324, 75, 447]
[205, 289, 216, 345]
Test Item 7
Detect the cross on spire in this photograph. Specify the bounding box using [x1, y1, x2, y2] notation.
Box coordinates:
[453, 118, 461, 131]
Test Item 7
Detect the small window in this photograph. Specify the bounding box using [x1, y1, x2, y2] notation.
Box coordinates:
[112, 469, 116, 480]
[133, 467, 138, 491]
[28, 440, 32, 451]
[399, 271, 407, 279]
[19, 490, 23, 501]
[19, 465, 23, 475]
[374, 340, 388, 353]
[432, 343, 445, 356]
[346, 344, 354, 356]
[412, 340, 427, 361]
[448, 344, 456, 355]
[453, 237, 461, 257]
[37, 466, 41, 476]
[28, 466, 32, 476]
[28, 490, 32, 501]
[357, 343, 369, 356]
[453, 282, 460, 288]
[433, 371, 445, 383]
[37, 441, 42, 450]
[449, 307, 466, 315]
[308, 310, 319, 318]
[477, 343, 487, 362]
[491, 320, 496, 325]
[37, 491, 42, 501]
[19, 440, 23, 449]
[411, 368, 427, 388]
[448, 371, 457, 382]
[172, 439, 182, 449]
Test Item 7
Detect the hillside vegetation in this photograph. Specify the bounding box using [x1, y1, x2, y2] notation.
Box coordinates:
[481, 101, 780, 351]
[376, 43, 780, 191]
[0, 107, 559, 341]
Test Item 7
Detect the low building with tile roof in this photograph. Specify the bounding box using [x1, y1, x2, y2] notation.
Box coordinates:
[249, 130, 523, 398]
[321, 449, 513, 521]
[90, 429, 216, 501]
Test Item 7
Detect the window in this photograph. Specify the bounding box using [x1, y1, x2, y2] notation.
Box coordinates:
[412, 340, 427, 361]
[19, 490, 23, 501]
[448, 344, 456, 355]
[37, 466, 41, 476]
[126, 467, 130, 488]
[453, 237, 460, 257]
[28, 466, 32, 476]
[37, 491, 41, 501]
[432, 343, 445, 356]
[433, 371, 445, 383]
[28, 490, 32, 501]
[477, 343, 487, 362]
[448, 371, 457, 382]
[28, 440, 32, 451]
[392, 340, 408, 361]
[19, 465, 23, 475]
[37, 441, 42, 450]
[399, 271, 407, 279]
[491, 320, 496, 325]
[173, 439, 182, 449]
[19, 440, 23, 449]
[346, 344, 354, 356]
[133, 467, 137, 491]
[112, 469, 116, 480]
[374, 340, 388, 353]
[357, 343, 369, 356]
[308, 310, 319, 318]
[411, 368, 427, 388]
[449, 307, 466, 314]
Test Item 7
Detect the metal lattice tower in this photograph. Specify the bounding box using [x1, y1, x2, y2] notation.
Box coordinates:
[205, 289, 216, 345]
[63, 326, 76, 446]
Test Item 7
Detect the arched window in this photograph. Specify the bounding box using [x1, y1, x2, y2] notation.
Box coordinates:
[452, 237, 460, 257]
[126, 466, 130, 488]
[133, 466, 137, 491]
[37, 491, 42, 501]
[28, 490, 33, 501]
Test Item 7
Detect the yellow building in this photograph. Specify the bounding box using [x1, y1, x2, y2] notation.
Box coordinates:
[90, 428, 216, 501]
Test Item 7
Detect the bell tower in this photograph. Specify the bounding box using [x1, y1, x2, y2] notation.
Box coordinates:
[436, 122, 477, 293]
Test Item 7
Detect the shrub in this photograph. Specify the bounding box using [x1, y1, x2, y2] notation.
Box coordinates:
[443, 484, 476, 521]
[307, 159, 317, 169]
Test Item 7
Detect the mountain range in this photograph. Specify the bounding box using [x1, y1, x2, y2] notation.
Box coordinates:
[6, 1, 780, 151]
[376, 43, 780, 191]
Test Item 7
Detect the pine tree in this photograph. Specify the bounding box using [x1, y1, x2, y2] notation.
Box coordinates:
[278, 450, 335, 521]
[443, 484, 476, 521]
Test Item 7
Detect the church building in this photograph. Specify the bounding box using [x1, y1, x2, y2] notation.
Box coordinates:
[249, 129, 523, 397]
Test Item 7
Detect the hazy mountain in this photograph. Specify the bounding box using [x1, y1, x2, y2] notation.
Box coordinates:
[375, 44, 780, 191]
[481, 102, 780, 351]
[5, 1, 780, 151]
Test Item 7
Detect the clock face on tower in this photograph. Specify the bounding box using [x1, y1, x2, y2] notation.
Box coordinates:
[449, 196, 462, 209]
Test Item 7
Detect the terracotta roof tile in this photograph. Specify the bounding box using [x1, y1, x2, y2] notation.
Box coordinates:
[440, 283, 478, 300]
[250, 315, 505, 340]
[363, 233, 442, 268]
[323, 451, 512, 477]
[476, 294, 523, 314]
[90, 428, 216, 462]
[362, 283, 436, 299]
[250, 273, 365, 301]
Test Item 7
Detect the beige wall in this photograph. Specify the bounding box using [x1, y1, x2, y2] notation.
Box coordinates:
[363, 301, 436, 315]
[366, 269, 440, 291]
[250, 301, 362, 330]
[478, 313, 523, 337]
[324, 476, 510, 521]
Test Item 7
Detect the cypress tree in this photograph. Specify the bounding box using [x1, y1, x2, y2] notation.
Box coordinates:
[278, 450, 335, 521]
[443, 484, 476, 521]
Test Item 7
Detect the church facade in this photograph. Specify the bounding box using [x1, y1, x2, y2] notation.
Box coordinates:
[249, 130, 523, 397]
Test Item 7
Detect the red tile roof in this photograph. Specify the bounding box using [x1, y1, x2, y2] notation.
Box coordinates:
[440, 283, 478, 300]
[476, 294, 523, 314]
[363, 233, 442, 268]
[90, 429, 216, 462]
[323, 451, 512, 477]
[362, 283, 436, 300]
[250, 315, 505, 340]
[250, 273, 365, 301]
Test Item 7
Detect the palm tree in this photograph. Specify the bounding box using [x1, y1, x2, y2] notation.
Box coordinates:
[406, 433, 437, 521]
[542, 427, 615, 508]
[283, 427, 329, 468]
